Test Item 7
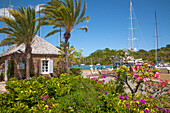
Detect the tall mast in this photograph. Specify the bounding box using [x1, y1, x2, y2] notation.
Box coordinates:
[58, 26, 61, 46]
[130, 0, 134, 50]
[39, 5, 41, 37]
[3, 0, 5, 52]
[155, 10, 158, 65]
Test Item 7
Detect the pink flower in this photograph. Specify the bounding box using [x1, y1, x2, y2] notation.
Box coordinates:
[156, 72, 160, 75]
[160, 83, 165, 87]
[144, 109, 150, 113]
[139, 63, 142, 65]
[99, 81, 102, 83]
[153, 72, 160, 79]
[160, 80, 164, 83]
[95, 79, 98, 81]
[136, 77, 142, 81]
[133, 74, 139, 78]
[42, 95, 49, 101]
[137, 65, 141, 69]
[119, 96, 124, 99]
[167, 81, 170, 84]
[133, 74, 137, 77]
[143, 78, 148, 82]
[101, 75, 107, 78]
[114, 77, 118, 80]
[49, 103, 51, 107]
[125, 96, 128, 100]
[152, 63, 154, 66]
[90, 77, 95, 80]
[103, 80, 105, 82]
[140, 99, 146, 104]
[157, 107, 161, 110]
[135, 63, 139, 65]
[132, 66, 136, 71]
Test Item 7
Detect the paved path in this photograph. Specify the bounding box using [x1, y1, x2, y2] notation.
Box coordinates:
[0, 81, 7, 93]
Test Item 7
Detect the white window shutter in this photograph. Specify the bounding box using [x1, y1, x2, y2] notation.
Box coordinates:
[49, 60, 53, 73]
[5, 60, 8, 81]
[41, 60, 43, 74]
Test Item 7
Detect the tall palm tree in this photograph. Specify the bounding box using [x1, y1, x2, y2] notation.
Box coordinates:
[41, 0, 89, 72]
[0, 6, 43, 79]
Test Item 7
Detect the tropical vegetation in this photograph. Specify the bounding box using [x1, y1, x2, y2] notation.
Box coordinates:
[40, 0, 89, 72]
[0, 6, 43, 79]
[54, 41, 83, 77]
[0, 64, 169, 112]
[81, 44, 170, 65]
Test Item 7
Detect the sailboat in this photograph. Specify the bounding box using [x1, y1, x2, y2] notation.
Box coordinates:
[154, 11, 170, 71]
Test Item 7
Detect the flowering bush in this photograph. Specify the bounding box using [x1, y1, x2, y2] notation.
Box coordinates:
[115, 64, 170, 98]
[0, 66, 169, 112]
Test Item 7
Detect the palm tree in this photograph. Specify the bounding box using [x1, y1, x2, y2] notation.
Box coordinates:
[0, 6, 43, 79]
[41, 0, 89, 72]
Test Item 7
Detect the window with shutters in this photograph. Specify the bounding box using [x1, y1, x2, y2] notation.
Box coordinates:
[41, 59, 53, 74]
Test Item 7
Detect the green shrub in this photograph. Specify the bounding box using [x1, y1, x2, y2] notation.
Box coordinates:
[0, 72, 5, 81]
[7, 59, 14, 80]
[70, 68, 82, 76]
[0, 72, 169, 112]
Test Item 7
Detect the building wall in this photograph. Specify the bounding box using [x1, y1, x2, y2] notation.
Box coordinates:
[0, 53, 59, 79]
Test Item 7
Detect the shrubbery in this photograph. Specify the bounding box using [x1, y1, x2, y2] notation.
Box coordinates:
[7, 59, 14, 80]
[70, 68, 82, 76]
[0, 72, 5, 81]
[0, 64, 170, 112]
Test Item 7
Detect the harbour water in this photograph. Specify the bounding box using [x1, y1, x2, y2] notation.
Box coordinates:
[70, 65, 113, 70]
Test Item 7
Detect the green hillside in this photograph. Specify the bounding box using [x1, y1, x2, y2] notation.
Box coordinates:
[81, 44, 170, 65]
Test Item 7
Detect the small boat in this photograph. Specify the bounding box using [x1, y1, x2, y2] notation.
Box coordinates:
[96, 63, 100, 65]
[80, 64, 85, 66]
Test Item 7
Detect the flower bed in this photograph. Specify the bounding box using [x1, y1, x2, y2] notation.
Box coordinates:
[0, 64, 169, 112]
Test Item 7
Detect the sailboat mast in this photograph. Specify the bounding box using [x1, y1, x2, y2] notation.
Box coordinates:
[130, 0, 134, 50]
[3, 0, 5, 52]
[155, 10, 158, 65]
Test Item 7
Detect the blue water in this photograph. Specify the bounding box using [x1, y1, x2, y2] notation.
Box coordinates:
[70, 65, 114, 70]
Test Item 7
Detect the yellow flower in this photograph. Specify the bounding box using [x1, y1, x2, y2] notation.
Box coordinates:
[136, 101, 140, 104]
[148, 104, 150, 107]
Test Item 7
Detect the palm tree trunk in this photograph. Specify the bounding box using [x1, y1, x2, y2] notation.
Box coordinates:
[25, 44, 32, 79]
[64, 38, 69, 72]
[64, 32, 71, 72]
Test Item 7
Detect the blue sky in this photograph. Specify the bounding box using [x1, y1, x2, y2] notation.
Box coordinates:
[0, 0, 170, 56]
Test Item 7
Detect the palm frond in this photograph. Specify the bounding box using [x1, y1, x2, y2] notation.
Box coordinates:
[0, 37, 16, 47]
[72, 26, 88, 32]
[45, 29, 61, 37]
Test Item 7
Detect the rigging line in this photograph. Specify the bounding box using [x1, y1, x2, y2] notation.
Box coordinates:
[132, 6, 146, 49]
[128, 17, 131, 50]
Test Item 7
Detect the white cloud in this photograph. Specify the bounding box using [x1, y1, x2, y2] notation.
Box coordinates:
[0, 8, 14, 19]
[35, 4, 45, 12]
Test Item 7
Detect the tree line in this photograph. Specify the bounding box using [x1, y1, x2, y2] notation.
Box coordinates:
[80, 44, 170, 65]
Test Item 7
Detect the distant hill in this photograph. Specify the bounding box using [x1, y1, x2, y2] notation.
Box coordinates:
[81, 44, 170, 65]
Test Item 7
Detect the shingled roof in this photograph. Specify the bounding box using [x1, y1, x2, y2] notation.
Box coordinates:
[0, 35, 61, 57]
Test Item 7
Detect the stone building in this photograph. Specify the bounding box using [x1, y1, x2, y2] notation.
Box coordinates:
[0, 35, 61, 80]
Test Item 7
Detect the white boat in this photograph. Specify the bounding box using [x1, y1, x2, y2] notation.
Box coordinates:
[80, 64, 85, 65]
